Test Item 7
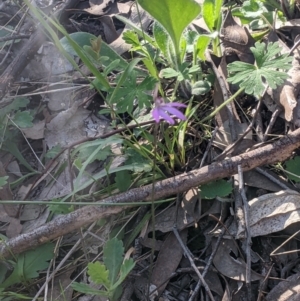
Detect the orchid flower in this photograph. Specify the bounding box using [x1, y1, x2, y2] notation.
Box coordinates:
[152, 97, 187, 125]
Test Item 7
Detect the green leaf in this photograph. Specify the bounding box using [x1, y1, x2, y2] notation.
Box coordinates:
[191, 80, 211, 95]
[115, 170, 131, 192]
[201, 179, 232, 199]
[0, 244, 54, 288]
[3, 141, 36, 172]
[12, 111, 33, 128]
[115, 15, 154, 45]
[0, 262, 8, 284]
[0, 176, 8, 189]
[87, 262, 110, 289]
[1, 97, 29, 117]
[103, 238, 124, 285]
[160, 68, 179, 79]
[61, 32, 129, 71]
[111, 258, 135, 291]
[60, 32, 95, 56]
[76, 144, 112, 163]
[71, 282, 109, 296]
[124, 148, 152, 173]
[227, 41, 293, 96]
[196, 35, 211, 60]
[137, 0, 201, 56]
[122, 30, 141, 48]
[202, 0, 223, 31]
[45, 145, 62, 159]
[285, 156, 300, 182]
[153, 21, 171, 61]
[109, 58, 141, 105]
[111, 73, 156, 113]
[73, 136, 123, 189]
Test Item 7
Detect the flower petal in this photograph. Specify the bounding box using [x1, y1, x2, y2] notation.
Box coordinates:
[158, 109, 175, 124]
[152, 108, 161, 123]
[164, 106, 186, 121]
[163, 102, 187, 108]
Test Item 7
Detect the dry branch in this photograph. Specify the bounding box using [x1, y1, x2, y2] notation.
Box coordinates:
[1, 128, 300, 258]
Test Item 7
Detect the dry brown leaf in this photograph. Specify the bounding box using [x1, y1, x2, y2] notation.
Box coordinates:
[6, 217, 22, 238]
[0, 161, 16, 217]
[244, 170, 288, 192]
[50, 266, 75, 301]
[21, 207, 50, 233]
[263, 32, 300, 125]
[22, 120, 45, 140]
[148, 204, 202, 234]
[228, 190, 300, 238]
[85, 0, 112, 15]
[100, 15, 119, 43]
[213, 238, 263, 282]
[187, 259, 224, 297]
[181, 187, 200, 225]
[277, 19, 300, 40]
[248, 190, 300, 237]
[221, 11, 255, 64]
[266, 273, 300, 301]
[151, 230, 187, 296]
[109, 4, 152, 55]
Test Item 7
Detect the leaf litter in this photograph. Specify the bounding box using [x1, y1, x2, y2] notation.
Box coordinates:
[2, 0, 300, 301]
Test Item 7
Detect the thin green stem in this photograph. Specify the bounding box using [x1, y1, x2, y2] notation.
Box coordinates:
[200, 87, 244, 123]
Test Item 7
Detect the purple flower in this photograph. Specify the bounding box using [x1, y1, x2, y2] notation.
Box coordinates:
[152, 97, 187, 124]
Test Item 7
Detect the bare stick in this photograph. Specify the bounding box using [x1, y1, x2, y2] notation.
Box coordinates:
[1, 128, 300, 259]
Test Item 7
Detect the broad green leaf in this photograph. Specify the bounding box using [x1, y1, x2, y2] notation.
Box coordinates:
[87, 262, 110, 289]
[201, 180, 232, 199]
[12, 111, 33, 128]
[60, 32, 129, 71]
[60, 32, 95, 56]
[71, 282, 109, 296]
[0, 176, 8, 189]
[108, 58, 141, 104]
[103, 237, 124, 285]
[191, 80, 211, 95]
[285, 156, 300, 182]
[160, 68, 179, 79]
[1, 97, 29, 117]
[115, 170, 131, 192]
[227, 41, 293, 96]
[125, 149, 152, 173]
[196, 35, 211, 60]
[202, 0, 223, 31]
[202, 0, 214, 31]
[137, 0, 200, 55]
[185, 31, 199, 53]
[153, 21, 171, 61]
[0, 244, 54, 288]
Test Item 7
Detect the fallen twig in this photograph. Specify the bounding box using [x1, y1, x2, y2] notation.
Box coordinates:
[1, 128, 300, 259]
